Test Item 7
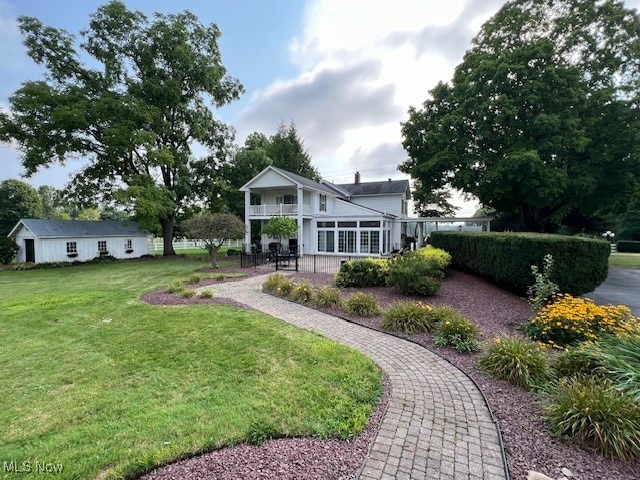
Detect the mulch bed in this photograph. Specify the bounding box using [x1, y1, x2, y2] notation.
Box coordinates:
[142, 266, 640, 480]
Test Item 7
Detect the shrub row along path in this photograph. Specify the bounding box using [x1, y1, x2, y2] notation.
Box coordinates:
[200, 274, 508, 480]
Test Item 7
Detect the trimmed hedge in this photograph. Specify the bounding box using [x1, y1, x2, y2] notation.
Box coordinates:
[430, 232, 609, 296]
[617, 240, 640, 253]
[335, 258, 389, 288]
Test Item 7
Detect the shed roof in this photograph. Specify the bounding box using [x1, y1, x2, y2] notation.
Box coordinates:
[9, 219, 148, 238]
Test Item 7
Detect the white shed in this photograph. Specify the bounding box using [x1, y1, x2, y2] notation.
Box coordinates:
[8, 219, 150, 264]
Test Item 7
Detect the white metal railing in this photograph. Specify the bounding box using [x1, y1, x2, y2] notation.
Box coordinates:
[249, 204, 313, 216]
[148, 238, 244, 253]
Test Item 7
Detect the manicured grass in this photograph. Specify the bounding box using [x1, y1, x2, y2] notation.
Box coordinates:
[0, 259, 381, 479]
[609, 252, 640, 268]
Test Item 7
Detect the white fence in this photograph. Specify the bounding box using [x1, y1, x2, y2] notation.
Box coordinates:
[148, 238, 244, 253]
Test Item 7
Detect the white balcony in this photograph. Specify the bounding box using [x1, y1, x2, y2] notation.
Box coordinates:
[249, 204, 313, 217]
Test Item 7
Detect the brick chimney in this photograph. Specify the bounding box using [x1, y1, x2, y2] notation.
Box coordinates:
[354, 171, 360, 184]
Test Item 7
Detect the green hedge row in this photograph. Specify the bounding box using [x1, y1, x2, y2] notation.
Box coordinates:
[617, 240, 640, 253]
[430, 232, 609, 296]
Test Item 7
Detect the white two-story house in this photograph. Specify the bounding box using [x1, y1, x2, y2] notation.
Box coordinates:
[241, 166, 411, 256]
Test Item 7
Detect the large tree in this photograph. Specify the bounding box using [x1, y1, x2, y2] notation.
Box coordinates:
[0, 1, 243, 254]
[0, 179, 43, 235]
[211, 122, 320, 217]
[400, 0, 640, 231]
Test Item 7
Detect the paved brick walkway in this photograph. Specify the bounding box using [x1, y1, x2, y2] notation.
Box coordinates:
[203, 275, 508, 480]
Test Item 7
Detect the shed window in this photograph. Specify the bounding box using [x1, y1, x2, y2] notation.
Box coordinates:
[98, 241, 108, 254]
[66, 242, 77, 255]
[125, 239, 133, 250]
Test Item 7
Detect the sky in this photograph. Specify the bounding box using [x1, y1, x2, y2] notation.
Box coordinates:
[2, 0, 639, 217]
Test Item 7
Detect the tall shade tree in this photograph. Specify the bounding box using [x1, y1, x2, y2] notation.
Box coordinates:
[0, 1, 243, 254]
[181, 213, 246, 268]
[0, 179, 43, 235]
[267, 121, 320, 181]
[400, 0, 640, 232]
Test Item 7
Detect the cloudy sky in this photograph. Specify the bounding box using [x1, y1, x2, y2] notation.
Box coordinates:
[2, 0, 639, 216]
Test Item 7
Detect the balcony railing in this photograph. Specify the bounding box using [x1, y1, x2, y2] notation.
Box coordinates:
[249, 204, 313, 216]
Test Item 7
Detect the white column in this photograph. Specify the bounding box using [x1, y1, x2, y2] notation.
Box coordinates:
[297, 186, 304, 256]
[244, 190, 251, 252]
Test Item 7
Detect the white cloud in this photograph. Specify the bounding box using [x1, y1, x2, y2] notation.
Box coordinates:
[234, 0, 507, 218]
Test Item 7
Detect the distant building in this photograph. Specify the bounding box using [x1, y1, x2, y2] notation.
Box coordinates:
[8, 219, 149, 264]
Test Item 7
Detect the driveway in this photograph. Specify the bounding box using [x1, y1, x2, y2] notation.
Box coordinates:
[585, 267, 640, 315]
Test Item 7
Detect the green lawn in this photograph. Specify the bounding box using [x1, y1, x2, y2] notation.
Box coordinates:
[0, 258, 381, 479]
[609, 252, 640, 268]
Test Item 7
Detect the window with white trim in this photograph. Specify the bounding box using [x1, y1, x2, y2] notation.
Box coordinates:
[338, 231, 356, 253]
[319, 194, 327, 212]
[276, 195, 297, 204]
[66, 242, 77, 255]
[125, 239, 133, 251]
[98, 240, 108, 254]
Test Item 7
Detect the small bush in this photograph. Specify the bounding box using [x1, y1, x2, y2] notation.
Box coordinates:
[187, 273, 202, 284]
[290, 280, 313, 303]
[314, 286, 343, 309]
[479, 335, 552, 389]
[262, 273, 294, 297]
[387, 251, 444, 296]
[180, 288, 196, 298]
[381, 301, 437, 334]
[0, 238, 19, 265]
[345, 292, 381, 317]
[433, 308, 480, 352]
[617, 240, 640, 253]
[335, 258, 389, 288]
[526, 253, 559, 311]
[226, 248, 242, 256]
[524, 294, 640, 347]
[544, 376, 640, 460]
[166, 280, 186, 294]
[199, 289, 214, 299]
[415, 247, 452, 270]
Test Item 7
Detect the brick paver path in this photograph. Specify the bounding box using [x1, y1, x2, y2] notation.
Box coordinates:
[203, 275, 508, 480]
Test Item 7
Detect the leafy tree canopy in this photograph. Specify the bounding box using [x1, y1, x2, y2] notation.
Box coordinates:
[210, 122, 320, 217]
[181, 213, 245, 267]
[260, 217, 298, 248]
[0, 1, 243, 254]
[400, 0, 640, 231]
[0, 179, 43, 235]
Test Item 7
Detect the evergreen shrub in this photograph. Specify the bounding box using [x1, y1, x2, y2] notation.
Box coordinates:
[430, 231, 609, 295]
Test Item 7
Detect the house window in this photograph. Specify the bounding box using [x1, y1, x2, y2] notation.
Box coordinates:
[338, 221, 357, 228]
[359, 221, 380, 228]
[317, 231, 335, 253]
[360, 231, 380, 254]
[98, 240, 108, 254]
[338, 231, 356, 253]
[319, 194, 327, 212]
[317, 221, 334, 228]
[276, 195, 297, 204]
[66, 242, 77, 255]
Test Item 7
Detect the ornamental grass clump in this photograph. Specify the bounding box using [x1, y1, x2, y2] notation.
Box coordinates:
[479, 335, 552, 389]
[262, 273, 294, 297]
[544, 376, 640, 460]
[381, 301, 436, 334]
[433, 307, 480, 353]
[314, 286, 343, 309]
[525, 294, 640, 348]
[166, 280, 186, 294]
[290, 280, 313, 303]
[345, 292, 381, 317]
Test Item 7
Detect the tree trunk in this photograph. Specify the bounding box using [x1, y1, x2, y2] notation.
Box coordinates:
[161, 217, 176, 256]
[211, 247, 219, 268]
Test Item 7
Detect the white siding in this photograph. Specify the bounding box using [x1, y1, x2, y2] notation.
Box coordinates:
[351, 194, 404, 217]
[249, 169, 296, 188]
[15, 235, 148, 264]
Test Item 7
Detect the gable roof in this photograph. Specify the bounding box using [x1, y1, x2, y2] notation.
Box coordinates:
[8, 219, 147, 238]
[336, 179, 411, 197]
[241, 166, 338, 195]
